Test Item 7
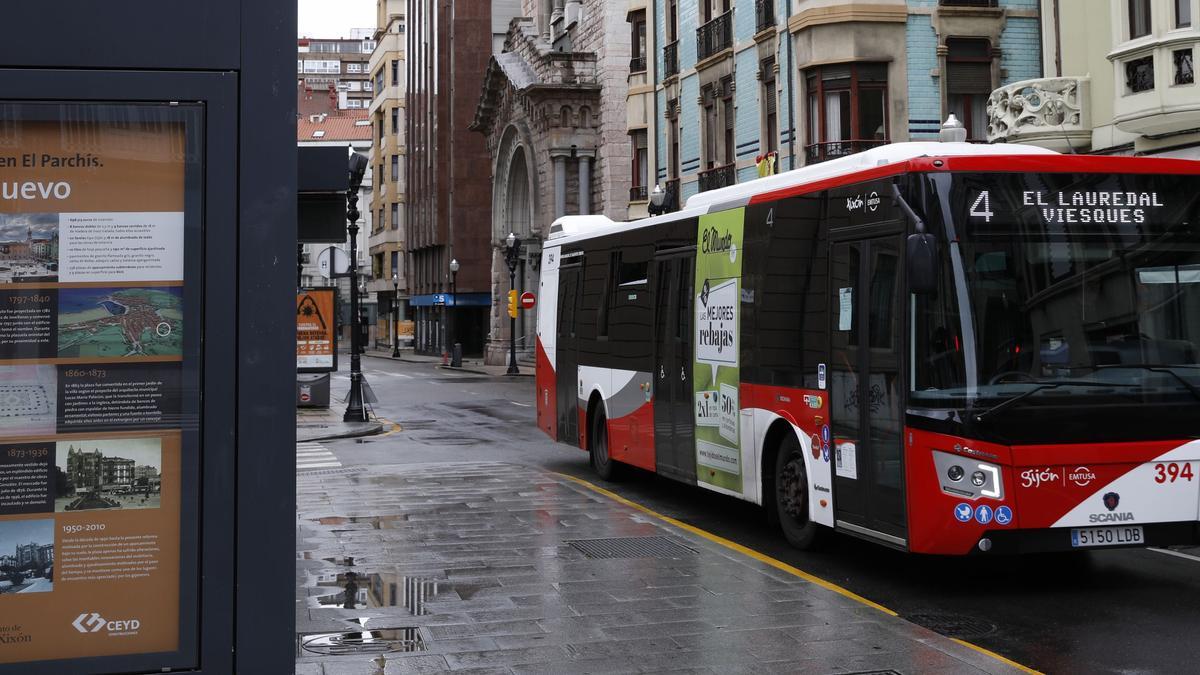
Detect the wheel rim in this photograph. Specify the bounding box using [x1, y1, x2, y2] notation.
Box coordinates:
[778, 455, 808, 524]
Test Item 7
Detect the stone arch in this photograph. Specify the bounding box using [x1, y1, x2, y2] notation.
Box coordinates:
[492, 123, 539, 244]
[560, 105, 573, 128]
[579, 106, 591, 129]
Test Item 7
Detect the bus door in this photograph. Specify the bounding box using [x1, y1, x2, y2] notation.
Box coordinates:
[653, 250, 696, 483]
[557, 259, 583, 445]
[829, 236, 907, 545]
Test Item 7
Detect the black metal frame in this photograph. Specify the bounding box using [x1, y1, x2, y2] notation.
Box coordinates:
[697, 10, 733, 62]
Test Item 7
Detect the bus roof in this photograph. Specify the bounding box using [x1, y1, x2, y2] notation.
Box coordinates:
[546, 142, 1057, 245]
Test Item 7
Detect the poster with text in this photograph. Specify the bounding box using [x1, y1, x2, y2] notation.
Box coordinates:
[693, 208, 744, 493]
[0, 107, 189, 666]
[297, 288, 336, 372]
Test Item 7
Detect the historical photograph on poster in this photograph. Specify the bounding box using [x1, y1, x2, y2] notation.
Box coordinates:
[0, 518, 54, 596]
[54, 437, 162, 512]
[0, 365, 56, 438]
[57, 286, 182, 358]
[0, 213, 58, 284]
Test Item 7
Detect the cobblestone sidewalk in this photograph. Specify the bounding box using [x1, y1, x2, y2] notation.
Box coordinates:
[296, 462, 1025, 675]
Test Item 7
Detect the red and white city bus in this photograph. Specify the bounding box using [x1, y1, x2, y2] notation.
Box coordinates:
[533, 142, 1200, 555]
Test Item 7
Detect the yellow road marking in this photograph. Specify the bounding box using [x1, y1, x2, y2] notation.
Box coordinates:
[557, 472, 1043, 675]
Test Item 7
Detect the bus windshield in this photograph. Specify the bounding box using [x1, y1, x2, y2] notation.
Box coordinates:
[912, 172, 1200, 411]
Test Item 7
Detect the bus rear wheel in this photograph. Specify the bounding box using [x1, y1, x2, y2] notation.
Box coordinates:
[590, 412, 622, 481]
[775, 434, 820, 549]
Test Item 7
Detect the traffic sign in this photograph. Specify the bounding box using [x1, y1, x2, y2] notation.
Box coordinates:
[520, 292, 536, 310]
[317, 246, 351, 278]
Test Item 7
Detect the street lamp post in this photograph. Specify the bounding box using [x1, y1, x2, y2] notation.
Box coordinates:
[344, 152, 369, 423]
[504, 232, 521, 375]
[449, 258, 460, 368]
[391, 272, 400, 358]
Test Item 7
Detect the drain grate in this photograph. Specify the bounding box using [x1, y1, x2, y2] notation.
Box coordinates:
[905, 613, 997, 640]
[567, 536, 698, 560]
[299, 627, 425, 655]
[844, 671, 903, 675]
[298, 466, 367, 477]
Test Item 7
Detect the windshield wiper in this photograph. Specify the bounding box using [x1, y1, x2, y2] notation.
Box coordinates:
[1092, 364, 1200, 402]
[973, 381, 1137, 423]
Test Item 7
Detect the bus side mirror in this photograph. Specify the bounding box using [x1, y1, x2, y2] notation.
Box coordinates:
[907, 233, 938, 295]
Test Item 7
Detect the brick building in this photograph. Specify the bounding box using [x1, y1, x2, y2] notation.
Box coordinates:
[298, 32, 378, 115]
[471, 0, 631, 365]
[407, 1, 520, 357]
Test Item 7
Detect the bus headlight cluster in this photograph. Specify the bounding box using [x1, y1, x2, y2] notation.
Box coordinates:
[933, 451, 1004, 500]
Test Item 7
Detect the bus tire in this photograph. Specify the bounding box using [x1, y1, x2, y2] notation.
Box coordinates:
[775, 433, 821, 550]
[590, 411, 622, 481]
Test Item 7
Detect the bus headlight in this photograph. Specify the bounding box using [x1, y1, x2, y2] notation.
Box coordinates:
[947, 465, 964, 482]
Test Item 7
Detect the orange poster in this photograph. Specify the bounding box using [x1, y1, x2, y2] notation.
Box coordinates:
[0, 104, 192, 668]
[297, 289, 336, 372]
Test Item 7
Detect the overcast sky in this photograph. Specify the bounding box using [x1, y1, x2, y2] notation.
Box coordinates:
[298, 0, 376, 39]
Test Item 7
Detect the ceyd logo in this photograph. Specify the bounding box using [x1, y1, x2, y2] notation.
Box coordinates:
[1020, 467, 1060, 488]
[1069, 466, 1097, 487]
[1089, 492, 1134, 523]
[72, 612, 140, 634]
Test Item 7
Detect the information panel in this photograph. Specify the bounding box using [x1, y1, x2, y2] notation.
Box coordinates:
[0, 104, 199, 668]
[297, 288, 336, 372]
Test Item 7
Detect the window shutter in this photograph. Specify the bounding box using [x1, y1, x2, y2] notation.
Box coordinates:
[947, 62, 992, 94]
[764, 86, 777, 116]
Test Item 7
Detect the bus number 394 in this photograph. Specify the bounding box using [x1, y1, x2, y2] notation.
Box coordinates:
[1154, 463, 1195, 484]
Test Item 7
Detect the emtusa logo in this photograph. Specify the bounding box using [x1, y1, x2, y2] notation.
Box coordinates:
[72, 612, 140, 635]
[1069, 466, 1097, 487]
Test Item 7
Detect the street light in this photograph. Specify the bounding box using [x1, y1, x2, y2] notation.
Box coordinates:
[448, 258, 460, 368]
[648, 183, 673, 216]
[344, 152, 369, 423]
[504, 232, 521, 375]
[391, 272, 400, 358]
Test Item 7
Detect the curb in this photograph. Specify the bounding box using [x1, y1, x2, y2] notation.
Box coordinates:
[296, 420, 386, 443]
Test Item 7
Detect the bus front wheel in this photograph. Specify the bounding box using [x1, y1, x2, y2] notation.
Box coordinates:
[775, 434, 820, 549]
[590, 412, 621, 481]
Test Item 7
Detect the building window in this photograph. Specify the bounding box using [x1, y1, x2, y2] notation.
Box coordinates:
[702, 85, 718, 169]
[1178, 0, 1193, 28]
[1176, 48, 1195, 85]
[391, 59, 400, 86]
[630, 11, 647, 73]
[761, 57, 778, 155]
[1129, 0, 1152, 39]
[667, 0, 678, 43]
[391, 251, 399, 279]
[391, 203, 399, 230]
[630, 130, 648, 200]
[391, 155, 399, 182]
[346, 63, 362, 73]
[391, 108, 399, 134]
[946, 39, 992, 141]
[723, 95, 735, 169]
[805, 63, 888, 164]
[1126, 55, 1156, 93]
[374, 69, 384, 93]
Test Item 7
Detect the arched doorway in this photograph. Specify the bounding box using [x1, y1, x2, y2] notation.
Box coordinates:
[490, 126, 539, 366]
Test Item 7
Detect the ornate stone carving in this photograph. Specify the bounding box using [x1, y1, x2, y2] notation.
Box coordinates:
[987, 76, 1092, 152]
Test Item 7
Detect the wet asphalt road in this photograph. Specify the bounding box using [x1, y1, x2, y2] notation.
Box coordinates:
[319, 356, 1200, 675]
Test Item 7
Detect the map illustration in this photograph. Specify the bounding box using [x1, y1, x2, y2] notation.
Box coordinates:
[58, 287, 183, 357]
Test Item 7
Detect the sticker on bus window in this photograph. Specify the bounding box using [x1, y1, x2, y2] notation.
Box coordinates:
[838, 287, 853, 331]
[718, 382, 738, 444]
[836, 440, 858, 480]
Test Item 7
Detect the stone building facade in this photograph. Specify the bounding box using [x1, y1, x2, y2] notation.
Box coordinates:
[471, 0, 631, 366]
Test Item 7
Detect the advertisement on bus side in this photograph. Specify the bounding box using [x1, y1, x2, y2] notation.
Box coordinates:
[694, 208, 744, 492]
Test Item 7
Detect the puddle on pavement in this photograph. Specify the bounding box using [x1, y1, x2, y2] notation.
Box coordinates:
[299, 627, 425, 655]
[314, 515, 408, 529]
[396, 419, 437, 430]
[310, 571, 442, 615]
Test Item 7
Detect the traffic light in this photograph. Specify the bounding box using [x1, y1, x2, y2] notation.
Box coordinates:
[507, 289, 518, 318]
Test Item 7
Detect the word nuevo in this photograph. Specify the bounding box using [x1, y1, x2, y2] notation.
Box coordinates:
[1, 180, 72, 201]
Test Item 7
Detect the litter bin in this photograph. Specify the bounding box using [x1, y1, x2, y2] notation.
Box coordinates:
[296, 373, 331, 408]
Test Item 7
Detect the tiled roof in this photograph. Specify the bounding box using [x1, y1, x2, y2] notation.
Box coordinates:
[297, 111, 373, 142]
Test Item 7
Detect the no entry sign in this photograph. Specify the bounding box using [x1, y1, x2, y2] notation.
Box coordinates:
[520, 291, 536, 310]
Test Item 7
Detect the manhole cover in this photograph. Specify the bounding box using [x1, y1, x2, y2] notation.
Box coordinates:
[299, 627, 425, 655]
[905, 613, 997, 640]
[567, 536, 698, 560]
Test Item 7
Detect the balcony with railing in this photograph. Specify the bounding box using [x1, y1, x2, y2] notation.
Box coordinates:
[755, 0, 775, 34]
[696, 10, 733, 63]
[698, 163, 736, 192]
[804, 139, 887, 165]
[987, 76, 1092, 152]
[663, 40, 679, 79]
[629, 185, 648, 202]
[939, 0, 998, 6]
[630, 56, 647, 74]
[1111, 35, 1200, 136]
